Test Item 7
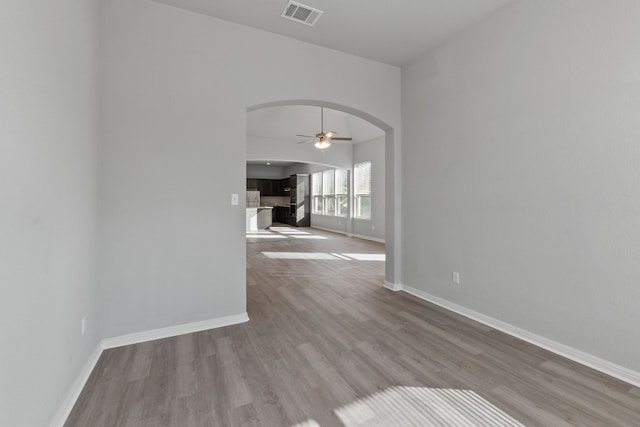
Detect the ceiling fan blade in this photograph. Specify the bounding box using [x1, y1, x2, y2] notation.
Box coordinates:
[296, 134, 314, 138]
[297, 139, 315, 144]
[329, 137, 353, 141]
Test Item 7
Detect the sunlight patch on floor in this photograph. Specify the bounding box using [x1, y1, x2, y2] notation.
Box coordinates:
[268, 227, 291, 231]
[334, 387, 524, 427]
[342, 253, 385, 262]
[262, 252, 340, 260]
[247, 227, 325, 240]
[269, 227, 310, 234]
[291, 387, 523, 426]
[262, 252, 384, 261]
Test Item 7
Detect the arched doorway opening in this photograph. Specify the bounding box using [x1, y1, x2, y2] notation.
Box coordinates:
[246, 100, 399, 289]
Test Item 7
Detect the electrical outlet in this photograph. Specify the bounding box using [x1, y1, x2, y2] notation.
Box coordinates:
[81, 317, 86, 336]
[452, 272, 460, 285]
[231, 193, 239, 205]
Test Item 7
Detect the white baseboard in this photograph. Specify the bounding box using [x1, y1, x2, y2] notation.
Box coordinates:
[400, 284, 640, 388]
[383, 281, 402, 291]
[348, 233, 386, 244]
[101, 312, 250, 349]
[311, 225, 347, 235]
[49, 343, 103, 427]
[51, 312, 250, 426]
[310, 226, 386, 244]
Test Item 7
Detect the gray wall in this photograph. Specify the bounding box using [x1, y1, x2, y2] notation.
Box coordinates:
[99, 0, 401, 338]
[0, 0, 100, 425]
[353, 137, 386, 241]
[246, 164, 285, 180]
[284, 163, 330, 176]
[402, 0, 640, 373]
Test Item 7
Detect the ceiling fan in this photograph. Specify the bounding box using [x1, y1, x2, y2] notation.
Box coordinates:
[296, 107, 352, 149]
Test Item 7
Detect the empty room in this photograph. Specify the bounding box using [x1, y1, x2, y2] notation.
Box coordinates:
[2, 0, 640, 426]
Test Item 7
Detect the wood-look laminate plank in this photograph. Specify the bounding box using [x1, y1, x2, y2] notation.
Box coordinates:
[65, 225, 640, 426]
[216, 336, 253, 409]
[489, 385, 576, 427]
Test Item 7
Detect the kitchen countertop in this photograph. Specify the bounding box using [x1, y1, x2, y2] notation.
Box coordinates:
[246, 206, 273, 231]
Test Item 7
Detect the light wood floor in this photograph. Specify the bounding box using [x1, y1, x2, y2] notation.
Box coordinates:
[66, 225, 640, 426]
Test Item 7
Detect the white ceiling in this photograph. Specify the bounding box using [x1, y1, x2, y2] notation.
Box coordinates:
[247, 105, 384, 144]
[153, 0, 515, 66]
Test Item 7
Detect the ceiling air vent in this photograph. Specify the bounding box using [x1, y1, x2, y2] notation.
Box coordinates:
[281, 1, 323, 26]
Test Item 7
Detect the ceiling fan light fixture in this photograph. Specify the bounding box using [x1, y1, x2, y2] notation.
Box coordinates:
[295, 107, 351, 149]
[314, 139, 331, 150]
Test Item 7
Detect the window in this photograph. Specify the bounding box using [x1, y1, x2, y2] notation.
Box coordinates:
[312, 168, 349, 217]
[312, 172, 323, 214]
[354, 161, 371, 219]
[335, 169, 348, 217]
[323, 170, 335, 215]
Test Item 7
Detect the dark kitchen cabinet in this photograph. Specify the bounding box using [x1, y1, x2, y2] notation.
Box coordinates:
[247, 175, 309, 226]
[270, 180, 281, 196]
[246, 179, 260, 190]
[247, 179, 282, 196]
[257, 180, 270, 195]
[273, 206, 289, 223]
[280, 178, 291, 196]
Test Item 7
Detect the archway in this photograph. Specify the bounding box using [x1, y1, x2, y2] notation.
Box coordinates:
[246, 100, 399, 288]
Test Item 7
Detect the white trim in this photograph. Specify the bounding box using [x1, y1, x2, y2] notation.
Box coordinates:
[49, 343, 103, 427]
[102, 312, 250, 349]
[311, 225, 347, 235]
[400, 284, 640, 388]
[310, 226, 385, 243]
[383, 281, 401, 291]
[51, 312, 250, 426]
[348, 232, 385, 244]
